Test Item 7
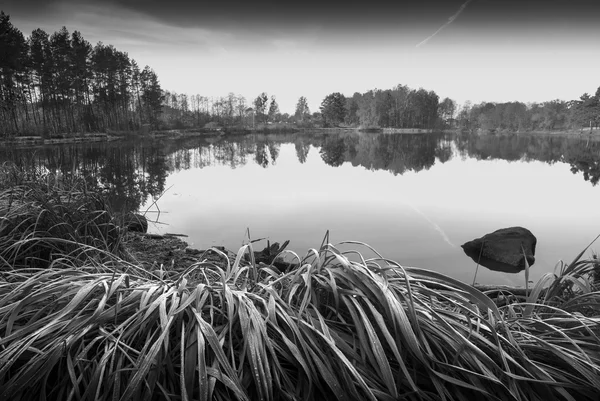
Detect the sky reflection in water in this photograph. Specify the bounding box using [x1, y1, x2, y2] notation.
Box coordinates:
[144, 133, 600, 286]
[3, 132, 599, 286]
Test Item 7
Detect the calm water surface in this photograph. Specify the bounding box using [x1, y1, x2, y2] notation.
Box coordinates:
[4, 132, 600, 286]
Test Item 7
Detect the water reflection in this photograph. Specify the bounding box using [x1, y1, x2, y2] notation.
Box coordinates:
[454, 133, 600, 186]
[3, 132, 600, 213]
[1, 142, 168, 213]
[4, 132, 600, 284]
[295, 140, 310, 164]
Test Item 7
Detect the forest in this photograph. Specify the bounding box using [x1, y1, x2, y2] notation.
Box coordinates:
[318, 87, 600, 132]
[456, 93, 600, 134]
[1, 10, 599, 136]
[0, 11, 163, 137]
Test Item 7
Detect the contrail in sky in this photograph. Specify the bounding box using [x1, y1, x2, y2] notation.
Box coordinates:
[404, 201, 456, 248]
[416, 0, 474, 47]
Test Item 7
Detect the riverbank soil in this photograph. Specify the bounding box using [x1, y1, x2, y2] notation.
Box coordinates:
[123, 232, 231, 272]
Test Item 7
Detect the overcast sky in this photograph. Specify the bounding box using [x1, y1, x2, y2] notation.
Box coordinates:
[3, 0, 599, 113]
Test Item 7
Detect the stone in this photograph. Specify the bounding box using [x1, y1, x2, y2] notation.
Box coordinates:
[461, 227, 536, 273]
[123, 213, 148, 233]
[244, 240, 295, 272]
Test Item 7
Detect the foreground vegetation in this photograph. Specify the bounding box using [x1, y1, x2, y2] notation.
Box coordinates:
[1, 165, 600, 400]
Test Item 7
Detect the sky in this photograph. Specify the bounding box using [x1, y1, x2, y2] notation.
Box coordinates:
[3, 0, 600, 114]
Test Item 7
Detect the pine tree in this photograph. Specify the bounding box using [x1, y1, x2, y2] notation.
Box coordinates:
[0, 11, 28, 135]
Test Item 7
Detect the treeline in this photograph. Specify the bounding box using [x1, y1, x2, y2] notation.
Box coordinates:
[159, 91, 310, 130]
[146, 85, 600, 133]
[159, 85, 452, 130]
[159, 91, 291, 130]
[0, 11, 163, 137]
[161, 92, 248, 129]
[3, 10, 599, 137]
[318, 85, 454, 129]
[456, 89, 600, 133]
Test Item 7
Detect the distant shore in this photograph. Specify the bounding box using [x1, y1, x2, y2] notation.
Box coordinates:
[459, 127, 600, 137]
[2, 126, 599, 147]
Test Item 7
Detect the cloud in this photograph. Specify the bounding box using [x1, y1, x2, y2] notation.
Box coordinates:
[416, 0, 474, 47]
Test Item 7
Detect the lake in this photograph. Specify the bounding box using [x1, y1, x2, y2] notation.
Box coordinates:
[3, 131, 600, 286]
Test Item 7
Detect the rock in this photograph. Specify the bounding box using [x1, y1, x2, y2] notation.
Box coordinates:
[244, 240, 296, 272]
[461, 227, 536, 273]
[123, 213, 148, 233]
[252, 240, 290, 265]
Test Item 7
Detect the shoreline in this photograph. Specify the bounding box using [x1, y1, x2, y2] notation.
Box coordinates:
[2, 127, 600, 147]
[126, 231, 540, 299]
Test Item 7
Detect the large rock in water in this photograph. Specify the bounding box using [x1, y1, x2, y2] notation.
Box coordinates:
[461, 227, 536, 273]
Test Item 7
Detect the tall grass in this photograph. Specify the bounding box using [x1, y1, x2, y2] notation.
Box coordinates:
[0, 163, 123, 270]
[0, 240, 599, 400]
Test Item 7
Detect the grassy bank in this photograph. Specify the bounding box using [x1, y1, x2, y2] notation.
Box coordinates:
[1, 165, 599, 400]
[0, 164, 125, 270]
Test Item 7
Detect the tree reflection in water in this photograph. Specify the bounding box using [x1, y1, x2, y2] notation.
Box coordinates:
[2, 132, 600, 216]
[319, 136, 347, 167]
[453, 133, 600, 186]
[254, 142, 270, 168]
[294, 139, 310, 164]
